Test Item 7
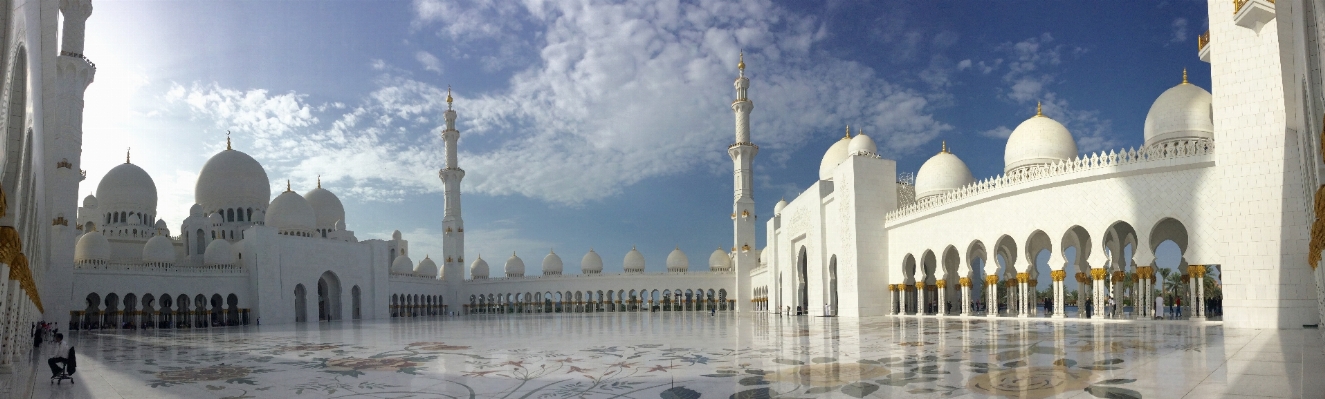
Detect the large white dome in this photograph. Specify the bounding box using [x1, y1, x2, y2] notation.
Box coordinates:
[470, 256, 489, 279]
[1144, 78, 1213, 146]
[581, 249, 603, 274]
[74, 231, 110, 263]
[143, 235, 175, 264]
[203, 238, 234, 266]
[666, 247, 689, 273]
[818, 135, 852, 180]
[709, 248, 732, 271]
[915, 144, 976, 199]
[415, 256, 438, 278]
[623, 246, 645, 273]
[1004, 107, 1077, 172]
[195, 146, 271, 216]
[304, 183, 345, 231]
[391, 254, 414, 274]
[505, 253, 525, 277]
[96, 162, 158, 215]
[267, 188, 316, 236]
[847, 133, 878, 156]
[542, 250, 563, 275]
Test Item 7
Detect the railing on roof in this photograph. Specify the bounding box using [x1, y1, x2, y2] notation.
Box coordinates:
[1198, 30, 1210, 50]
[74, 262, 245, 274]
[885, 138, 1215, 222]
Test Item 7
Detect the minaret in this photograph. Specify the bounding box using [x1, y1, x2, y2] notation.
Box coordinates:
[439, 87, 465, 310]
[730, 53, 758, 312]
[44, 0, 98, 322]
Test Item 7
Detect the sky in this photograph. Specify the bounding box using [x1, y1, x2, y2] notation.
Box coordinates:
[79, 0, 1206, 287]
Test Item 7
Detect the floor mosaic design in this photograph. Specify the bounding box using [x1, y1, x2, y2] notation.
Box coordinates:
[20, 313, 1317, 398]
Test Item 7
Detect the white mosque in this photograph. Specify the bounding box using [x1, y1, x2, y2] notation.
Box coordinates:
[0, 0, 1322, 374]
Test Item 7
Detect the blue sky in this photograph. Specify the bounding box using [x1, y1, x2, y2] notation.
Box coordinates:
[80, 0, 1205, 282]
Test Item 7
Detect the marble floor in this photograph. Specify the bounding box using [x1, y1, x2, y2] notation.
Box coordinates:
[13, 313, 1325, 399]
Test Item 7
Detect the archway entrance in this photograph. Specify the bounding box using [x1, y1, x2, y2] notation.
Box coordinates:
[294, 284, 307, 322]
[317, 271, 342, 321]
[797, 247, 808, 314]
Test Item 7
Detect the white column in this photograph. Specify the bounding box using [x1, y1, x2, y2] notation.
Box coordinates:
[986, 278, 998, 317]
[936, 282, 946, 316]
[1017, 274, 1028, 318]
[960, 278, 971, 316]
[1092, 269, 1106, 319]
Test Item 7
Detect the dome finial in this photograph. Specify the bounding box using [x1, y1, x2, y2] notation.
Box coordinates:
[226, 130, 232, 150]
[737, 51, 745, 74]
[286, 180, 291, 192]
[126, 147, 131, 164]
[941, 140, 948, 154]
[844, 124, 851, 139]
[446, 85, 453, 110]
[857, 127, 862, 137]
[1035, 101, 1043, 117]
[317, 175, 321, 188]
[1182, 68, 1189, 84]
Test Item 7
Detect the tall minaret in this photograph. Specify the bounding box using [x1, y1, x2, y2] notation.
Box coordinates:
[439, 87, 465, 310]
[730, 53, 758, 312]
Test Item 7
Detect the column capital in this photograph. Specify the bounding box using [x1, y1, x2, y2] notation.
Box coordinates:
[60, 0, 93, 22]
[1050, 270, 1066, 281]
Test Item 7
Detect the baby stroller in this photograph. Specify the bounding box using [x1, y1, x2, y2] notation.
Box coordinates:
[49, 346, 76, 385]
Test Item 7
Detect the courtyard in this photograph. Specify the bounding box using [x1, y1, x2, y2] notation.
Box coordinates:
[6, 313, 1323, 399]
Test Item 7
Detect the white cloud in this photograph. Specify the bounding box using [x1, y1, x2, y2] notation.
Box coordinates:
[1169, 17, 1189, 45]
[414, 50, 443, 74]
[956, 59, 972, 70]
[979, 126, 1012, 139]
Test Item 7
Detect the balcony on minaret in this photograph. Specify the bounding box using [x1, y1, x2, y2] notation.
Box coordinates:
[1197, 30, 1211, 63]
[1232, 0, 1275, 32]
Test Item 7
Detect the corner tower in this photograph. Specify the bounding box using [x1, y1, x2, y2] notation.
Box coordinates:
[730, 53, 758, 312]
[439, 88, 465, 309]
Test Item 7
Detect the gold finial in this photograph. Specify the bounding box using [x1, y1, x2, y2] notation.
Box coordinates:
[286, 180, 291, 192]
[226, 130, 232, 150]
[738, 51, 745, 71]
[941, 141, 948, 154]
[857, 127, 862, 137]
[1035, 101, 1043, 117]
[1182, 68, 1189, 84]
[844, 125, 851, 139]
[446, 85, 453, 110]
[125, 148, 130, 164]
[317, 175, 321, 188]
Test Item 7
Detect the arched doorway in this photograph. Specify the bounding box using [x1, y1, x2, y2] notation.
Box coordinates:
[351, 286, 362, 319]
[294, 284, 307, 322]
[317, 271, 342, 321]
[828, 256, 838, 316]
[797, 247, 808, 314]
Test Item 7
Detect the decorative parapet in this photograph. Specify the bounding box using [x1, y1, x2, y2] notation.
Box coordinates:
[885, 139, 1215, 222]
[75, 262, 245, 274]
[465, 270, 735, 282]
[1198, 30, 1211, 63]
[391, 272, 441, 281]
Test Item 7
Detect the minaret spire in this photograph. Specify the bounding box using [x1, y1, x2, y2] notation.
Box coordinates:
[440, 85, 466, 303]
[730, 51, 758, 312]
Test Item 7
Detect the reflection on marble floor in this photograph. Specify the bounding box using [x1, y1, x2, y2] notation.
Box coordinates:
[22, 313, 1319, 398]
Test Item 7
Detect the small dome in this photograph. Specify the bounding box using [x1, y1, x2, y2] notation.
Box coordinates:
[581, 249, 603, 274]
[96, 162, 158, 215]
[189, 204, 204, 217]
[623, 246, 645, 273]
[74, 231, 110, 263]
[1005, 108, 1076, 173]
[391, 254, 414, 274]
[542, 250, 563, 275]
[709, 248, 733, 271]
[82, 194, 97, 208]
[195, 147, 271, 216]
[203, 238, 234, 266]
[666, 247, 688, 273]
[848, 133, 878, 156]
[1144, 79, 1213, 146]
[392, 230, 402, 240]
[208, 213, 223, 225]
[818, 136, 852, 180]
[335, 219, 346, 231]
[267, 189, 316, 235]
[470, 256, 489, 279]
[415, 256, 438, 278]
[915, 145, 976, 199]
[154, 219, 169, 235]
[304, 185, 346, 231]
[504, 253, 525, 277]
[774, 198, 788, 215]
[143, 235, 175, 264]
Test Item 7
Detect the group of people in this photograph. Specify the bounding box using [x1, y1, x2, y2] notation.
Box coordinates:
[31, 321, 74, 380]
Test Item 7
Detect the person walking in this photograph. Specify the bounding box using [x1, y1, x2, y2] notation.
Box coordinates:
[1155, 294, 1165, 320]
